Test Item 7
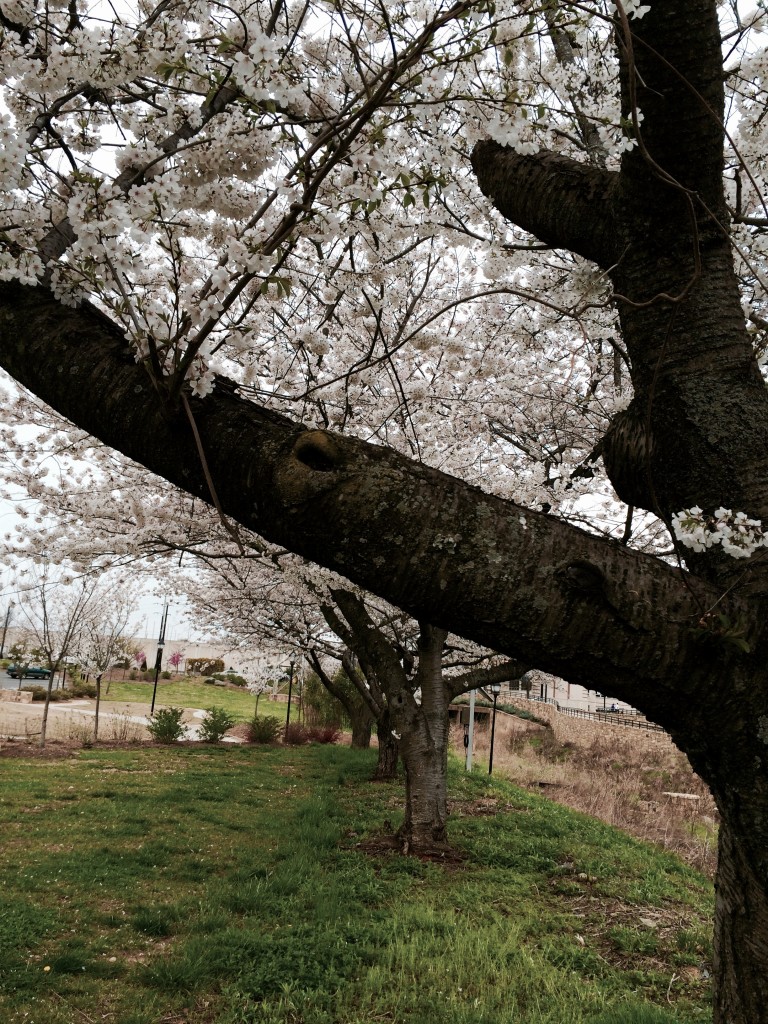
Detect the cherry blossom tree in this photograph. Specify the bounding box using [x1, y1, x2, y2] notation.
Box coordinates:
[183, 536, 523, 817]
[168, 649, 184, 674]
[3, 1, 768, 1017]
[315, 587, 525, 843]
[246, 677, 270, 716]
[305, 653, 377, 750]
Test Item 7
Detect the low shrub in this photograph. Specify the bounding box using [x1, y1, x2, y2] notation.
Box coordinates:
[284, 722, 309, 745]
[246, 715, 281, 744]
[199, 706, 235, 743]
[21, 685, 66, 702]
[306, 725, 341, 744]
[20, 685, 46, 701]
[106, 713, 143, 744]
[187, 657, 225, 676]
[161, 670, 172, 680]
[71, 682, 97, 698]
[68, 721, 95, 748]
[148, 707, 187, 744]
[211, 672, 248, 687]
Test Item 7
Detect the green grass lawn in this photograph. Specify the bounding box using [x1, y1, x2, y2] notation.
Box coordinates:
[0, 745, 714, 1024]
[103, 678, 286, 721]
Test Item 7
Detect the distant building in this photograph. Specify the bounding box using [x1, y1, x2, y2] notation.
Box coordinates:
[503, 670, 635, 714]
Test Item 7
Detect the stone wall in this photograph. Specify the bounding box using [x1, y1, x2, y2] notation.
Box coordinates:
[0, 689, 33, 703]
[503, 696, 677, 756]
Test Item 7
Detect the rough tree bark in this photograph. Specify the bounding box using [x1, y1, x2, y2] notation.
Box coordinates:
[397, 625, 451, 850]
[471, 5, 768, 1020]
[0, 279, 722, 693]
[1, 1, 768, 1018]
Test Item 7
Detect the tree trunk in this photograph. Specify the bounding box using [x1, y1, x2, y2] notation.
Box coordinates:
[373, 710, 399, 781]
[349, 708, 373, 749]
[39, 669, 58, 748]
[396, 626, 451, 852]
[713, 816, 768, 1023]
[94, 674, 102, 742]
[399, 733, 449, 850]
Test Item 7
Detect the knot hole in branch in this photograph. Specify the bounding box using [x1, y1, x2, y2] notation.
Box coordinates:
[293, 430, 343, 472]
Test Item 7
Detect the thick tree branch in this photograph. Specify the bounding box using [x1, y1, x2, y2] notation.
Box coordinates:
[0, 281, 750, 733]
[330, 590, 415, 704]
[470, 143, 619, 270]
[308, 646, 379, 722]
[317, 605, 386, 717]
[447, 659, 527, 700]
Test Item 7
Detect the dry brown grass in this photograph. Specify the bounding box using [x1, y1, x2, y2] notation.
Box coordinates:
[0, 701, 151, 747]
[455, 714, 718, 877]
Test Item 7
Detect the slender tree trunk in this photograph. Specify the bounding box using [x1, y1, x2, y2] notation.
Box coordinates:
[373, 709, 399, 781]
[40, 674, 53, 747]
[94, 674, 102, 741]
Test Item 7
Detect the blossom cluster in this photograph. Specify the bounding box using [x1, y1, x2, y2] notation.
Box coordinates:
[609, 1, 652, 18]
[671, 507, 768, 559]
[1, 0, 767, 598]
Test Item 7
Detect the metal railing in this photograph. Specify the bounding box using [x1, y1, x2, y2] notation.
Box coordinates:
[503, 690, 665, 734]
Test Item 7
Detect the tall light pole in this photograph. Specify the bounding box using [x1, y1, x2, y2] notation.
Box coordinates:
[284, 658, 295, 740]
[150, 602, 169, 716]
[488, 683, 501, 776]
[0, 600, 14, 658]
[465, 689, 476, 771]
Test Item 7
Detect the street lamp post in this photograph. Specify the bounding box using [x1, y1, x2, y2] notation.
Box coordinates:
[465, 689, 476, 771]
[150, 603, 169, 716]
[0, 600, 14, 658]
[284, 659, 295, 740]
[488, 683, 502, 776]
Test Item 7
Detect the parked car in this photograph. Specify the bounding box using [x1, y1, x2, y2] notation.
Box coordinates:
[6, 664, 51, 679]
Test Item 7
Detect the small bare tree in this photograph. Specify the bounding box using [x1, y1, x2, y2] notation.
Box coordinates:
[16, 566, 101, 746]
[79, 593, 138, 741]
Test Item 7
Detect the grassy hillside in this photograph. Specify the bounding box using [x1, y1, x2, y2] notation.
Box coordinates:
[103, 678, 286, 721]
[0, 745, 713, 1024]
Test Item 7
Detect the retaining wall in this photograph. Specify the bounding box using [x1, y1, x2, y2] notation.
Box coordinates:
[504, 696, 676, 755]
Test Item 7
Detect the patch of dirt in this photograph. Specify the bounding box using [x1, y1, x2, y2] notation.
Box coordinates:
[552, 887, 712, 997]
[0, 739, 79, 759]
[356, 830, 466, 865]
[227, 724, 252, 741]
[449, 797, 531, 816]
[0, 737, 179, 759]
